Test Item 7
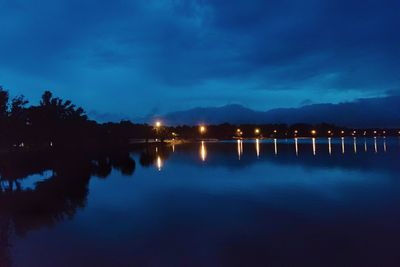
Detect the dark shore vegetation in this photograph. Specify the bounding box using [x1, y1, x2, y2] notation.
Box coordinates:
[0, 86, 398, 153]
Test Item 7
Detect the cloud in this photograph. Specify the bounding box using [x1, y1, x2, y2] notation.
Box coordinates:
[0, 0, 399, 116]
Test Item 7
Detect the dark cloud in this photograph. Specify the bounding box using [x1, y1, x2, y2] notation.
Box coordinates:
[0, 0, 399, 117]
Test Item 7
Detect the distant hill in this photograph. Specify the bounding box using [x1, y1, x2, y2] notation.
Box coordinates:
[149, 96, 400, 128]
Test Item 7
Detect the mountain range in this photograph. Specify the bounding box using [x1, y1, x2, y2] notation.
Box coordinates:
[148, 95, 400, 128]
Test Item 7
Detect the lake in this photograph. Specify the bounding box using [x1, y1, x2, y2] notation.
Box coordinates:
[1, 137, 400, 267]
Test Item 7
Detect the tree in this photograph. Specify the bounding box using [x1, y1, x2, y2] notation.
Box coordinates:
[10, 95, 29, 119]
[39, 91, 87, 121]
[0, 86, 9, 119]
[40, 91, 52, 107]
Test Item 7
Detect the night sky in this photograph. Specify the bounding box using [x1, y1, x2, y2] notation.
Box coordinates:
[1, 0, 399, 119]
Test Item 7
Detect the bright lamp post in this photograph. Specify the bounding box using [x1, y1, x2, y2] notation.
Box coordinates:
[154, 121, 162, 141]
[236, 128, 243, 138]
[199, 125, 206, 134]
[199, 125, 206, 140]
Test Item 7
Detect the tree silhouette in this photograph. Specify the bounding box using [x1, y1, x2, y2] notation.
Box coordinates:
[10, 95, 29, 119]
[40, 91, 52, 106]
[0, 86, 9, 119]
[38, 90, 87, 122]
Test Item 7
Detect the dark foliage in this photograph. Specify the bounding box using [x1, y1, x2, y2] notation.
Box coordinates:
[0, 86, 397, 152]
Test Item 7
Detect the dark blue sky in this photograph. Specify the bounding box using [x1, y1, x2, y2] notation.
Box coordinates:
[1, 0, 399, 119]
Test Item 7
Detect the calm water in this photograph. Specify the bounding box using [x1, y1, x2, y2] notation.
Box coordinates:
[1, 137, 400, 267]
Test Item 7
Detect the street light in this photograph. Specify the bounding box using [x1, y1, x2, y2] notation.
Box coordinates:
[254, 128, 260, 135]
[199, 125, 206, 141]
[236, 128, 243, 138]
[154, 121, 162, 141]
[311, 130, 317, 136]
[199, 125, 206, 134]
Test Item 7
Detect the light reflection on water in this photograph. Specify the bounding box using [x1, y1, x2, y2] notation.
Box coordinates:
[200, 141, 207, 162]
[188, 137, 392, 164]
[236, 139, 243, 160]
[156, 155, 163, 171]
[312, 137, 316, 156]
[353, 137, 357, 154]
[384, 138, 387, 152]
[255, 138, 260, 158]
[328, 137, 332, 155]
[2, 138, 400, 267]
[341, 137, 345, 154]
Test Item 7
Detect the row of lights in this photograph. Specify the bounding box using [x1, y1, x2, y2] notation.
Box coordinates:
[236, 129, 393, 136]
[154, 121, 400, 137]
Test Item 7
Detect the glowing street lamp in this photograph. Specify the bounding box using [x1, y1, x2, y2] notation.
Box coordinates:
[311, 130, 317, 136]
[198, 125, 207, 141]
[199, 125, 206, 134]
[328, 130, 332, 135]
[254, 128, 260, 135]
[154, 120, 162, 141]
[236, 128, 243, 137]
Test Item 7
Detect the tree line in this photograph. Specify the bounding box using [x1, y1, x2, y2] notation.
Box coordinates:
[0, 86, 159, 150]
[0, 86, 397, 151]
[0, 86, 96, 149]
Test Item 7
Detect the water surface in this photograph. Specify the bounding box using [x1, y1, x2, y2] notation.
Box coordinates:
[1, 137, 400, 267]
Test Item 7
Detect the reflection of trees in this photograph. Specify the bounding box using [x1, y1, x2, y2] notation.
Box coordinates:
[0, 148, 135, 267]
[110, 151, 136, 176]
[91, 150, 136, 178]
[139, 145, 172, 167]
[0, 217, 11, 267]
